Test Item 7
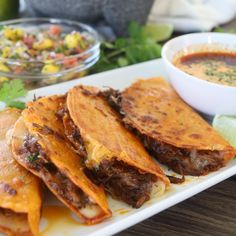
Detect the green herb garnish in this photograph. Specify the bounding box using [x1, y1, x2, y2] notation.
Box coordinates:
[0, 79, 27, 109]
[91, 21, 173, 73]
[27, 152, 39, 163]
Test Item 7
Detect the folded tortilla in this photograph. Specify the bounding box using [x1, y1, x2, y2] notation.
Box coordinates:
[104, 77, 236, 176]
[11, 96, 111, 225]
[66, 85, 170, 208]
[0, 109, 42, 236]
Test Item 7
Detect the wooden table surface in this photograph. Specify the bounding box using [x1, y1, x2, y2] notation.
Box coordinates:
[117, 177, 236, 236]
[116, 20, 236, 236]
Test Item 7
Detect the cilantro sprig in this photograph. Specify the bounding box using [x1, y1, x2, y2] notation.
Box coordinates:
[27, 152, 39, 163]
[0, 79, 27, 109]
[91, 22, 173, 73]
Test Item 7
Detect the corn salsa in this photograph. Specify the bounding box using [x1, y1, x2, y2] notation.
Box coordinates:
[0, 25, 94, 75]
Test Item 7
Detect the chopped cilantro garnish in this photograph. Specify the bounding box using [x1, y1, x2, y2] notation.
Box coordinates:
[0, 79, 27, 109]
[27, 152, 39, 163]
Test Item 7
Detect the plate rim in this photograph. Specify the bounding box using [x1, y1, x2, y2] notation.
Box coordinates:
[9, 59, 236, 236]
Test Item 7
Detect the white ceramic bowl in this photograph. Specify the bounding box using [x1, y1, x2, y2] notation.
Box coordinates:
[162, 32, 236, 116]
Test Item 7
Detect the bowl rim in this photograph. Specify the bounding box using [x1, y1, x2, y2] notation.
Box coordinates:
[162, 32, 236, 91]
[0, 17, 100, 76]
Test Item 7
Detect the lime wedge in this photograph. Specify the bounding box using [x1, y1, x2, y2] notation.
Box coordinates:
[212, 115, 236, 148]
[143, 23, 174, 42]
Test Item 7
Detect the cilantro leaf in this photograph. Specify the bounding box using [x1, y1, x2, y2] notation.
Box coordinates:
[8, 101, 26, 109]
[0, 79, 27, 109]
[128, 21, 150, 44]
[115, 38, 127, 49]
[128, 21, 143, 40]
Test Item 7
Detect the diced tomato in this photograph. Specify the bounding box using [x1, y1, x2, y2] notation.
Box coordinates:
[77, 46, 83, 53]
[28, 49, 38, 57]
[49, 25, 61, 36]
[55, 53, 64, 59]
[23, 36, 35, 48]
[63, 57, 77, 68]
[12, 66, 24, 74]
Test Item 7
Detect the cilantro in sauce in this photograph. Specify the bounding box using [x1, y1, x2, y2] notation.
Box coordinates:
[174, 52, 236, 86]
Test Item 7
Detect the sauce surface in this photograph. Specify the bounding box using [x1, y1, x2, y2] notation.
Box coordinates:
[174, 52, 236, 86]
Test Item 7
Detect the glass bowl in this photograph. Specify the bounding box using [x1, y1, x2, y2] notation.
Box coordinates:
[0, 18, 100, 88]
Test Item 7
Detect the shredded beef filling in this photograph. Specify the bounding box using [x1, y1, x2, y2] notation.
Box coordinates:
[103, 89, 225, 176]
[62, 103, 158, 208]
[141, 135, 224, 176]
[63, 114, 87, 159]
[101, 89, 123, 114]
[57, 108, 87, 159]
[86, 158, 157, 208]
[21, 135, 89, 209]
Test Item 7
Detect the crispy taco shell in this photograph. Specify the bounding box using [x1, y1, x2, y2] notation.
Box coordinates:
[0, 109, 42, 236]
[105, 78, 236, 175]
[66, 85, 169, 208]
[11, 96, 111, 224]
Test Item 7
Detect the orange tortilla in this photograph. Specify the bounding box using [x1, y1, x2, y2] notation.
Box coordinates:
[12, 96, 111, 224]
[67, 85, 170, 187]
[0, 109, 42, 236]
[120, 78, 236, 162]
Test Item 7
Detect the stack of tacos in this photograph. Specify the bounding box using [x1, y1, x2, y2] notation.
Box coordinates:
[11, 96, 111, 225]
[0, 76, 235, 235]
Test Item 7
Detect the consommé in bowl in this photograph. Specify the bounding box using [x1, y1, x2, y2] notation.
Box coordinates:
[162, 32, 236, 116]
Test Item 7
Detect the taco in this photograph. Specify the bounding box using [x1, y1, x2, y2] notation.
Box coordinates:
[11, 96, 111, 224]
[103, 78, 236, 175]
[65, 85, 170, 208]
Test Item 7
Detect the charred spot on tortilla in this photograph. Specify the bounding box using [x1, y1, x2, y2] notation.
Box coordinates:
[81, 87, 99, 96]
[0, 182, 17, 196]
[32, 123, 65, 140]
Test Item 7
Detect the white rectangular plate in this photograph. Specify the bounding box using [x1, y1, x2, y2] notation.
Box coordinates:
[6, 59, 236, 236]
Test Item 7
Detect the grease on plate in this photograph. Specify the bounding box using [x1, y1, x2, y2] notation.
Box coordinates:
[41, 205, 82, 236]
